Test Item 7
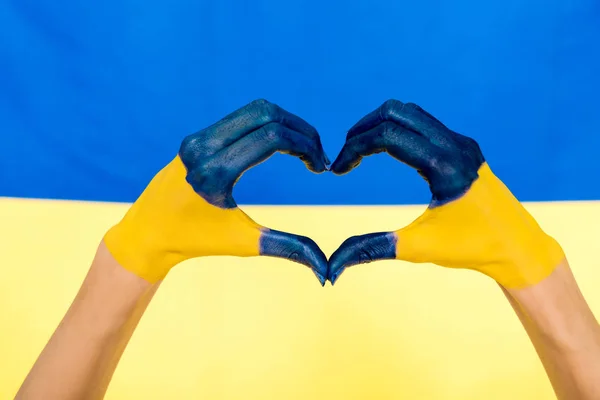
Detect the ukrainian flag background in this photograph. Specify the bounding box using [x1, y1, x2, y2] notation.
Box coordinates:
[1, 1, 599, 399]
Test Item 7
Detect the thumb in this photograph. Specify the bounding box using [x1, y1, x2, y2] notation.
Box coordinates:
[327, 215, 441, 284]
[328, 232, 398, 285]
[259, 228, 329, 286]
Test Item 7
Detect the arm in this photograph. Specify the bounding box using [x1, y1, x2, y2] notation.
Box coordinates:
[15, 99, 329, 400]
[327, 99, 600, 399]
[16, 242, 159, 400]
[502, 261, 600, 399]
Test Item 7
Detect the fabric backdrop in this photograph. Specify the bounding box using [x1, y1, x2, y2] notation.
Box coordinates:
[1, 0, 599, 205]
[2, 3, 600, 399]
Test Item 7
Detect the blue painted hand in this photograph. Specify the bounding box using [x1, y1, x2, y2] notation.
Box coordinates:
[328, 100, 563, 288]
[105, 99, 330, 285]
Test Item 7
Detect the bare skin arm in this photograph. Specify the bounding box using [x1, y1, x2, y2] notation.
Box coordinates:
[16, 242, 159, 400]
[503, 260, 600, 399]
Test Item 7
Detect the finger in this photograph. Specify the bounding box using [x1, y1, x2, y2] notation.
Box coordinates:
[328, 232, 397, 285]
[331, 121, 441, 175]
[347, 100, 452, 148]
[184, 122, 327, 209]
[390, 102, 454, 148]
[330, 123, 386, 174]
[366, 101, 485, 169]
[345, 99, 405, 139]
[273, 105, 330, 165]
[215, 122, 328, 175]
[452, 133, 486, 166]
[260, 228, 328, 286]
[204, 99, 328, 158]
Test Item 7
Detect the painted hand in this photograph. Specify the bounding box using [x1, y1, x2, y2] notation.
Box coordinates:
[104, 99, 330, 285]
[328, 100, 564, 288]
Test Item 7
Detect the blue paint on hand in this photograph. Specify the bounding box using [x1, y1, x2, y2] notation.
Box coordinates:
[328, 232, 397, 285]
[331, 100, 485, 207]
[328, 100, 485, 283]
[179, 98, 330, 209]
[260, 228, 328, 286]
[177, 99, 330, 285]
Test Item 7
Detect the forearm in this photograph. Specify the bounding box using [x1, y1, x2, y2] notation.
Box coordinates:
[16, 241, 159, 400]
[503, 260, 600, 400]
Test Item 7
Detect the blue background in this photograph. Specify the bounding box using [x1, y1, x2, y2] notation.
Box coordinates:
[1, 0, 599, 205]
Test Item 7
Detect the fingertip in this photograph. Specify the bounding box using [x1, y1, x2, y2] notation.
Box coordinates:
[324, 151, 332, 166]
[317, 272, 326, 287]
[310, 264, 327, 287]
[330, 141, 364, 175]
[319, 147, 331, 171]
[329, 161, 343, 175]
[329, 158, 351, 175]
[327, 245, 350, 283]
[306, 160, 328, 174]
[317, 160, 329, 173]
[330, 160, 358, 175]
[302, 150, 328, 174]
[329, 268, 344, 285]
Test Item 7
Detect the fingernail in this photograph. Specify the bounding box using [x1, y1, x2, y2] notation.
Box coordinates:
[315, 271, 326, 287]
[330, 273, 338, 285]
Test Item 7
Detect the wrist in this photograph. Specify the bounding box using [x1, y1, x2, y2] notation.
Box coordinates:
[507, 259, 600, 352]
[69, 242, 156, 338]
[104, 220, 172, 283]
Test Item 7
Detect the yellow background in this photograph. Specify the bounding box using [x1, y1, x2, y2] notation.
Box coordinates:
[1, 197, 599, 399]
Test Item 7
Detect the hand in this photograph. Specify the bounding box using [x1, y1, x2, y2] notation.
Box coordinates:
[328, 100, 565, 288]
[104, 99, 330, 285]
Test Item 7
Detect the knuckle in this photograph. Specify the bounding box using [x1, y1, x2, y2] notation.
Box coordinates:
[249, 98, 270, 108]
[337, 235, 376, 265]
[450, 133, 485, 165]
[464, 136, 479, 148]
[380, 99, 404, 119]
[380, 121, 398, 138]
[463, 136, 483, 155]
[426, 153, 443, 171]
[278, 234, 316, 261]
[179, 134, 209, 169]
[180, 133, 201, 153]
[306, 126, 319, 139]
[377, 121, 400, 147]
[186, 162, 211, 187]
[196, 157, 233, 182]
[257, 124, 280, 142]
[190, 161, 214, 180]
[404, 102, 422, 113]
[260, 102, 279, 122]
[433, 156, 461, 178]
[248, 99, 278, 123]
[358, 250, 373, 264]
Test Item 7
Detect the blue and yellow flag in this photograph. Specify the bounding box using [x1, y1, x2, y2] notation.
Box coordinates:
[1, 0, 599, 398]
